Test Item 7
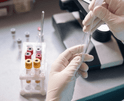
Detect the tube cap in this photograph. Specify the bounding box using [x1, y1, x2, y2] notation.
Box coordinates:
[27, 47, 33, 55]
[33, 58, 41, 68]
[11, 28, 16, 34]
[25, 31, 30, 37]
[17, 38, 22, 44]
[36, 53, 42, 60]
[25, 59, 32, 69]
[25, 52, 31, 60]
[36, 47, 42, 54]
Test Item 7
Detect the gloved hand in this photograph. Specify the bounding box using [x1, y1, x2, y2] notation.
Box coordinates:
[83, 0, 124, 41]
[46, 45, 94, 101]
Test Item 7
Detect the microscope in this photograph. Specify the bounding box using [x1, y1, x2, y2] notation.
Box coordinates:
[52, 0, 124, 71]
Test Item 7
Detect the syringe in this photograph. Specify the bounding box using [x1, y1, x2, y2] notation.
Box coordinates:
[77, 0, 104, 73]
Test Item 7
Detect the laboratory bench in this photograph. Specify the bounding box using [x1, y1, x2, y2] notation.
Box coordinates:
[0, 0, 124, 101]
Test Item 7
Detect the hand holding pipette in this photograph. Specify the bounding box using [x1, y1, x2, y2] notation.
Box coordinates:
[46, 1, 104, 100]
[76, 0, 104, 73]
[46, 0, 124, 100]
[83, 0, 124, 41]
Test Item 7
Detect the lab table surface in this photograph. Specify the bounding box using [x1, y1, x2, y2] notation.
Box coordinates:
[0, 0, 124, 101]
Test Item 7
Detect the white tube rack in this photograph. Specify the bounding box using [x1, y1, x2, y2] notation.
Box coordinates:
[20, 42, 48, 96]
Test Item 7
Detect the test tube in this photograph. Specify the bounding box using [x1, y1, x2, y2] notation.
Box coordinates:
[10, 28, 16, 42]
[33, 58, 41, 90]
[25, 31, 30, 42]
[25, 59, 32, 90]
[17, 38, 22, 52]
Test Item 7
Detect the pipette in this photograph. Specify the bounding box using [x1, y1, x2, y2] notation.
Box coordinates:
[84, 0, 104, 53]
[41, 11, 45, 42]
[77, 0, 104, 72]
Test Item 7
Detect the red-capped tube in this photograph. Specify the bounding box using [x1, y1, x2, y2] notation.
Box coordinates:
[27, 47, 33, 55]
[36, 53, 42, 60]
[25, 52, 31, 60]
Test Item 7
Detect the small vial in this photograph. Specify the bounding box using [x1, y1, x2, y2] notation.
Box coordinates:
[10, 28, 16, 42]
[33, 58, 41, 90]
[25, 52, 31, 60]
[27, 47, 33, 55]
[17, 38, 22, 52]
[25, 59, 32, 90]
[25, 31, 30, 42]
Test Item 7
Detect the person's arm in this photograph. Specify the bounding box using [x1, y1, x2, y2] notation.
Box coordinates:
[46, 45, 94, 101]
[83, 0, 124, 41]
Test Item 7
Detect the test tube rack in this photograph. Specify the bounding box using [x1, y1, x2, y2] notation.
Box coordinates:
[19, 42, 47, 96]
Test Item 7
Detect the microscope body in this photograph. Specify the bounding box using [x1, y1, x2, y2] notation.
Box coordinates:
[52, 0, 124, 70]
